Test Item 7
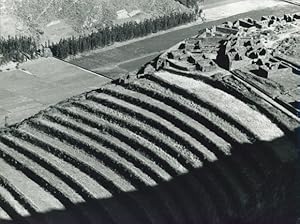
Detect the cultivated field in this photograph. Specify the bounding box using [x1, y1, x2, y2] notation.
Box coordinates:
[0, 58, 109, 128]
[0, 2, 299, 223]
[0, 67, 298, 223]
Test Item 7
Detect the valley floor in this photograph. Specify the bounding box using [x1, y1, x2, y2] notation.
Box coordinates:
[70, 0, 298, 79]
[0, 58, 109, 128]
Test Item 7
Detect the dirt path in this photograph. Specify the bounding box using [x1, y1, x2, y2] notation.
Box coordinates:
[71, 3, 300, 79]
[278, 0, 300, 6]
[231, 71, 300, 122]
[36, 0, 55, 22]
[70, 0, 290, 61]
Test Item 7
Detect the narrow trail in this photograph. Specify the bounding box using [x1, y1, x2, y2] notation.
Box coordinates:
[278, 0, 300, 7]
[36, 0, 55, 22]
[231, 71, 300, 122]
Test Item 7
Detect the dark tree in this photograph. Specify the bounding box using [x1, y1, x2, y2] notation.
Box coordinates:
[0, 11, 197, 62]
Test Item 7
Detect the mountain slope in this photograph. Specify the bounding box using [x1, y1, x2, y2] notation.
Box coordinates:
[0, 69, 297, 224]
[0, 10, 299, 224]
[0, 0, 191, 42]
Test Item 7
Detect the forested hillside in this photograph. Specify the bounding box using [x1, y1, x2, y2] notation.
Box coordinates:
[0, 10, 196, 64]
[0, 0, 192, 43]
[0, 0, 200, 64]
[175, 0, 201, 7]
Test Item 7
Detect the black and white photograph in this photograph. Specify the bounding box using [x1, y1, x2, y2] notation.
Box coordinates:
[0, 0, 299, 223]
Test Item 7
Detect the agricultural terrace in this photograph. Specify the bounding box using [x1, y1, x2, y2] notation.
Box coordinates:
[0, 60, 299, 223]
[0, 10, 299, 224]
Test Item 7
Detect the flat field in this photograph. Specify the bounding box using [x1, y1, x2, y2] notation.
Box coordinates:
[0, 58, 109, 127]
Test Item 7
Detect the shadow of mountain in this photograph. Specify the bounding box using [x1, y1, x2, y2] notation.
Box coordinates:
[0, 134, 299, 224]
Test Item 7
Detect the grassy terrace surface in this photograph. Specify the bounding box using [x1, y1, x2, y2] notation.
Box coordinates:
[155, 71, 285, 141]
[0, 66, 298, 223]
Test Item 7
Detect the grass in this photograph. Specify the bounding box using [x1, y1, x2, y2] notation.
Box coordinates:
[8, 130, 95, 202]
[0, 58, 109, 128]
[145, 74, 252, 143]
[0, 144, 65, 212]
[72, 101, 188, 174]
[0, 186, 28, 219]
[70, 100, 201, 167]
[19, 122, 117, 197]
[33, 118, 136, 191]
[43, 111, 157, 188]
[0, 174, 36, 219]
[144, 74, 276, 178]
[71, 100, 202, 168]
[64, 102, 172, 180]
[156, 71, 285, 141]
[218, 75, 300, 135]
[19, 121, 152, 224]
[95, 83, 256, 205]
[126, 79, 232, 153]
[85, 94, 205, 171]
[112, 79, 268, 201]
[0, 135, 84, 204]
[0, 4, 298, 222]
[0, 68, 297, 223]
[99, 86, 218, 160]
[0, 136, 88, 223]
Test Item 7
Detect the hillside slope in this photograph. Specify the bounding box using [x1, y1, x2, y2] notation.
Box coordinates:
[0, 69, 298, 224]
[0, 12, 299, 224]
[0, 0, 190, 43]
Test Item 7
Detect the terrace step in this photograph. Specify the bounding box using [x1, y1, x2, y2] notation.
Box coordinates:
[96, 85, 262, 209]
[0, 206, 12, 221]
[71, 99, 221, 223]
[57, 103, 188, 177]
[0, 156, 64, 217]
[44, 111, 157, 188]
[65, 100, 227, 223]
[126, 78, 268, 192]
[30, 118, 135, 193]
[145, 74, 252, 144]
[71, 101, 202, 169]
[18, 125, 113, 199]
[0, 174, 38, 217]
[0, 137, 84, 205]
[147, 73, 286, 183]
[101, 86, 218, 162]
[6, 131, 115, 224]
[126, 80, 232, 154]
[156, 72, 284, 141]
[146, 74, 278, 177]
[22, 120, 152, 224]
[0, 185, 29, 223]
[0, 140, 88, 224]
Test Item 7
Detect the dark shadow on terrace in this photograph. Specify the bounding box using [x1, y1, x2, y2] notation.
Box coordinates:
[0, 133, 299, 224]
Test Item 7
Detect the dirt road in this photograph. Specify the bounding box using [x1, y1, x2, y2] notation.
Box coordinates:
[70, 2, 299, 78]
